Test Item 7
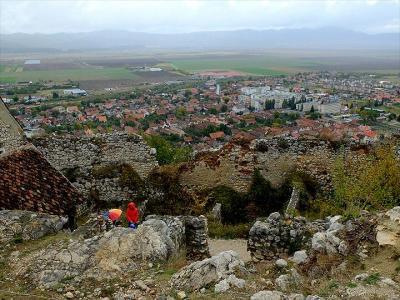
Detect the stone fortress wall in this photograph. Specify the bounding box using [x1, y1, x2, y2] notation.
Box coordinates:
[181, 137, 338, 194]
[33, 132, 159, 204]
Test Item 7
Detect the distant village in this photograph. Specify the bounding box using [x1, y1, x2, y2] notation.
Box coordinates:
[1, 71, 400, 151]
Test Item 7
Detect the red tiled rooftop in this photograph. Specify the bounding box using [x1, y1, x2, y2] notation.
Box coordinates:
[0, 146, 83, 215]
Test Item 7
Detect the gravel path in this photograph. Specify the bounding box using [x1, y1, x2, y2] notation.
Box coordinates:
[208, 239, 251, 262]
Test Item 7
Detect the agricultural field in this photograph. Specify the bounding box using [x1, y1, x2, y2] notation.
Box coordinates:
[1, 50, 398, 87]
[169, 56, 312, 75]
[0, 66, 140, 83]
[169, 52, 400, 75]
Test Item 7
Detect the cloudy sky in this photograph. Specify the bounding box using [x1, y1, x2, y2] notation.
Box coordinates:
[0, 0, 399, 35]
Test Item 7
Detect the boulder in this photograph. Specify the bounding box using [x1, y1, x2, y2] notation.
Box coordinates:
[170, 250, 246, 291]
[275, 269, 302, 292]
[0, 210, 67, 245]
[311, 232, 327, 253]
[289, 250, 308, 265]
[275, 259, 288, 268]
[251, 291, 305, 300]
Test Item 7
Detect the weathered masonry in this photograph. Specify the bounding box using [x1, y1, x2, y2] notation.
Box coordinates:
[33, 132, 159, 204]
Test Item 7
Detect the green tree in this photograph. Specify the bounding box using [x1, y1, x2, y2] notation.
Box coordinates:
[209, 108, 218, 115]
[175, 107, 187, 119]
[144, 134, 191, 165]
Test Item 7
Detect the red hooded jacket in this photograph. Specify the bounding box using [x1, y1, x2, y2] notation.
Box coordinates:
[126, 202, 139, 223]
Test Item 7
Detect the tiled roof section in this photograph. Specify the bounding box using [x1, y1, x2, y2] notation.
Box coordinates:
[0, 146, 83, 215]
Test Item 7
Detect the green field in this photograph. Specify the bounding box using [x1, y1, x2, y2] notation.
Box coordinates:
[170, 56, 316, 75]
[0, 66, 140, 83]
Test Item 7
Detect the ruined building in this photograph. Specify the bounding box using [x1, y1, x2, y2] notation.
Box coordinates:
[0, 99, 83, 227]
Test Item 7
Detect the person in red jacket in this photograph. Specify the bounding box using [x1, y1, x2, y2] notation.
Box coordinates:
[126, 202, 139, 228]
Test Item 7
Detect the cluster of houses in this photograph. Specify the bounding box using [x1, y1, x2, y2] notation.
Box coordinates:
[2, 71, 399, 151]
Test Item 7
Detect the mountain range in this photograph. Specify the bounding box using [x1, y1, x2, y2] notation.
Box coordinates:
[0, 28, 398, 53]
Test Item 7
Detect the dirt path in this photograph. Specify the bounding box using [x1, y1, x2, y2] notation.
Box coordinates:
[208, 239, 251, 262]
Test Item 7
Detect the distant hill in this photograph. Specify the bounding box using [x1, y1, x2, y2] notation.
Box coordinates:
[0, 28, 398, 53]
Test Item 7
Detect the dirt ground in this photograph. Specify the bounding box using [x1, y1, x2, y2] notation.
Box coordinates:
[208, 238, 252, 262]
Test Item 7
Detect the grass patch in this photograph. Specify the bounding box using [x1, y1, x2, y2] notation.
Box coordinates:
[363, 273, 381, 285]
[208, 221, 250, 239]
[347, 282, 358, 288]
[12, 233, 23, 244]
[156, 252, 187, 281]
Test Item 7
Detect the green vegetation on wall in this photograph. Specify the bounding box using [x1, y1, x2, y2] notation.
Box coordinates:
[144, 134, 192, 165]
[331, 144, 400, 217]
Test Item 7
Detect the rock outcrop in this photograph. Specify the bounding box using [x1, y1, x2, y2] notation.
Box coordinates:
[0, 210, 67, 244]
[170, 250, 246, 291]
[377, 206, 400, 251]
[12, 218, 185, 287]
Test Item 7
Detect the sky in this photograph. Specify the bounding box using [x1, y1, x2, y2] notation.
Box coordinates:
[0, 0, 399, 35]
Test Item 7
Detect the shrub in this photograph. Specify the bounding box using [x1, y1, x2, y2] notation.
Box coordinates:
[332, 143, 400, 217]
[92, 164, 120, 179]
[146, 165, 194, 215]
[277, 138, 289, 149]
[209, 185, 247, 224]
[209, 170, 291, 224]
[119, 164, 144, 192]
[363, 273, 381, 285]
[246, 169, 290, 218]
[144, 134, 192, 165]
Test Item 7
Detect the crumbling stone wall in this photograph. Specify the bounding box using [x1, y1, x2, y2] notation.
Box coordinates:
[247, 212, 319, 261]
[181, 144, 254, 192]
[181, 137, 342, 194]
[33, 132, 158, 203]
[255, 138, 335, 191]
[146, 214, 210, 261]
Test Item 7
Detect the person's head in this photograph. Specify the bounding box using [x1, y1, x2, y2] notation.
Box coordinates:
[128, 202, 136, 209]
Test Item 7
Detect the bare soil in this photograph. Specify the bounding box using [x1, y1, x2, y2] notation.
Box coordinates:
[208, 238, 251, 262]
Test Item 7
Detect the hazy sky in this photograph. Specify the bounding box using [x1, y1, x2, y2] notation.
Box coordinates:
[1, 0, 399, 34]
